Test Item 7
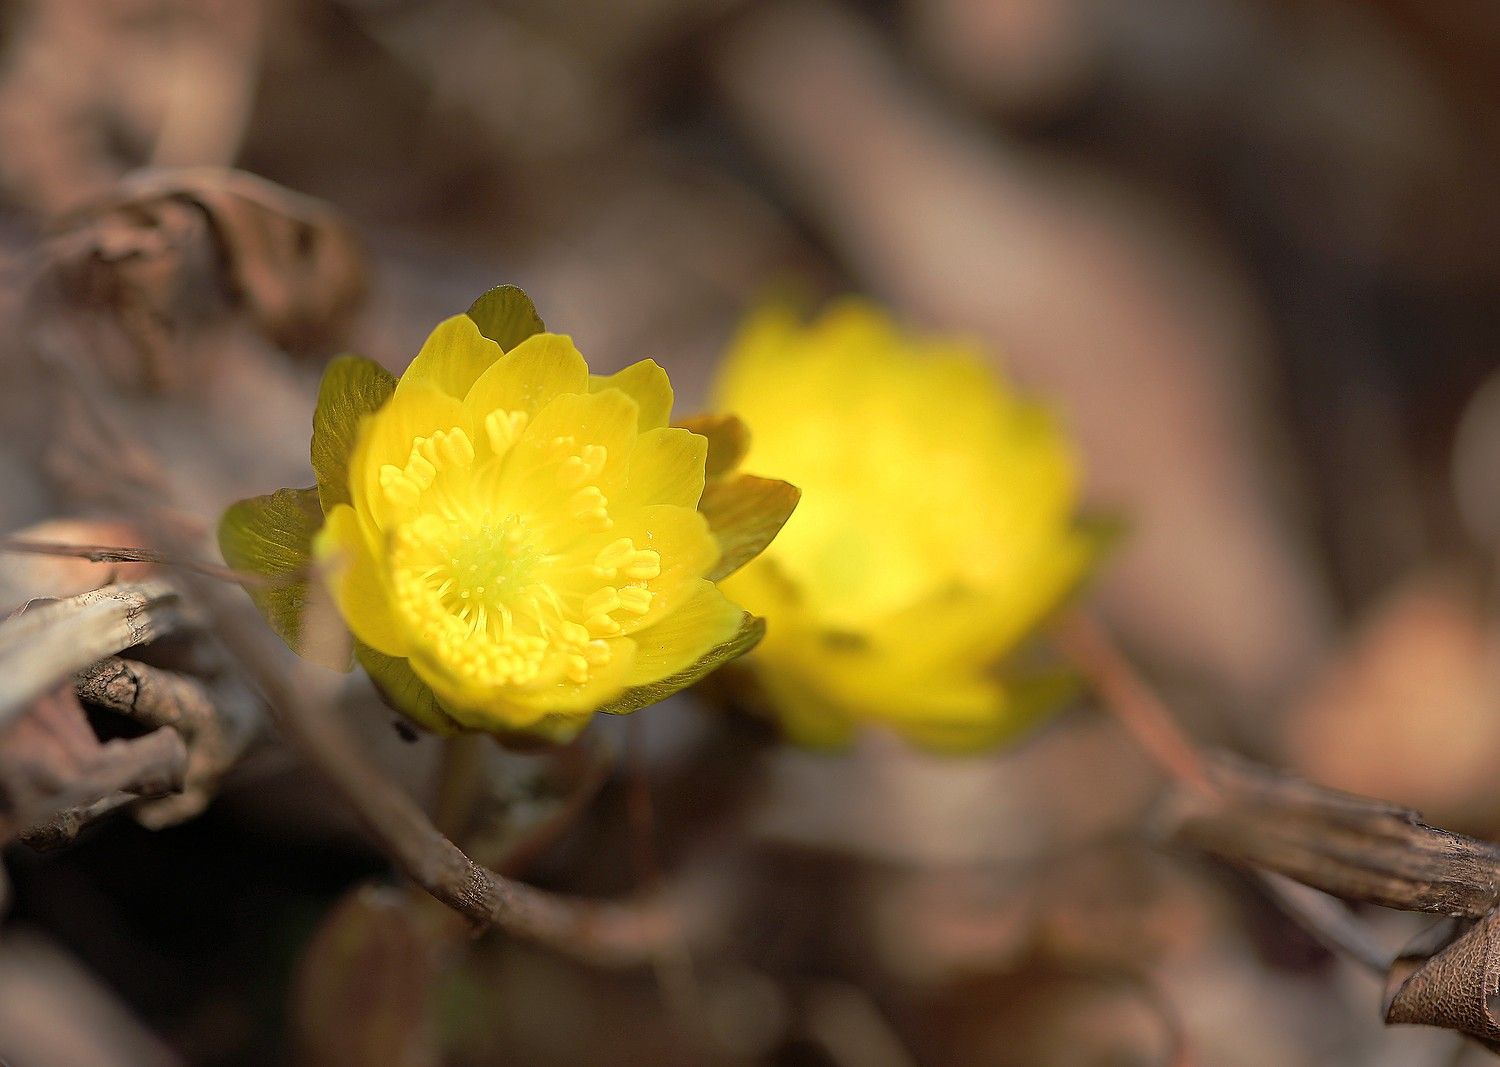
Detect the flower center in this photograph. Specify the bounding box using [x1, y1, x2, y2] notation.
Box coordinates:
[380, 420, 664, 691]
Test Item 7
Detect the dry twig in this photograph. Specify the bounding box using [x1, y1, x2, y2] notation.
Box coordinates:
[0, 536, 261, 585]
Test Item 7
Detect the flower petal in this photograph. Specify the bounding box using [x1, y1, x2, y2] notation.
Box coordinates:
[414, 637, 639, 728]
[464, 333, 589, 428]
[348, 383, 469, 531]
[589, 359, 672, 430]
[625, 580, 745, 686]
[616, 426, 707, 511]
[515, 637, 639, 715]
[396, 314, 504, 401]
[493, 388, 639, 521]
[314, 504, 408, 657]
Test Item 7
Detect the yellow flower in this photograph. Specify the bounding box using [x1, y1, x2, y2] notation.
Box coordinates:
[222, 287, 795, 742]
[714, 300, 1100, 752]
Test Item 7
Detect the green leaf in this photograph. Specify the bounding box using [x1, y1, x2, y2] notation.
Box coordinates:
[699, 474, 800, 581]
[312, 355, 396, 512]
[218, 487, 352, 670]
[355, 643, 462, 734]
[593, 613, 766, 716]
[465, 286, 544, 351]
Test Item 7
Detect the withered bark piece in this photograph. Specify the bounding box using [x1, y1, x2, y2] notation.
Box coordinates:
[75, 656, 262, 829]
[0, 580, 183, 730]
[32, 166, 367, 390]
[1167, 754, 1500, 919]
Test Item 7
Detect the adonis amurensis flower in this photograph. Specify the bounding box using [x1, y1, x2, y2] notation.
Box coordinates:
[220, 287, 797, 741]
[714, 301, 1104, 752]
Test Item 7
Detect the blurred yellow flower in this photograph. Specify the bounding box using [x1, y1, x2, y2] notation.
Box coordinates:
[218, 287, 790, 741]
[715, 301, 1100, 751]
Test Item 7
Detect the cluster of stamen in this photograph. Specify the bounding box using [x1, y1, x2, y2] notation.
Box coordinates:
[379, 426, 475, 508]
[381, 415, 663, 690]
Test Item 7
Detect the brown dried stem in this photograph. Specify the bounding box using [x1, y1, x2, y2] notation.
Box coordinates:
[493, 751, 613, 878]
[1055, 609, 1435, 977]
[1168, 755, 1500, 921]
[1054, 610, 1216, 797]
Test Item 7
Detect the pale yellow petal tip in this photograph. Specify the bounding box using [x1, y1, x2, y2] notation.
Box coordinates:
[304, 287, 764, 741]
[399, 314, 505, 399]
[713, 297, 1098, 753]
[590, 358, 673, 430]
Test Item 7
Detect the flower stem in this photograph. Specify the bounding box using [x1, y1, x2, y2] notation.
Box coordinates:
[434, 732, 488, 843]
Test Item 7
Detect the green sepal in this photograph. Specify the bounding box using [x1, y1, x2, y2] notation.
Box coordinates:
[677, 413, 750, 478]
[218, 486, 353, 671]
[355, 642, 462, 735]
[312, 354, 397, 512]
[699, 474, 800, 581]
[465, 286, 545, 351]
[592, 613, 766, 717]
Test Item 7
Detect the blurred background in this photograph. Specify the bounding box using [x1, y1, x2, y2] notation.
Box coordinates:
[0, 0, 1498, 1063]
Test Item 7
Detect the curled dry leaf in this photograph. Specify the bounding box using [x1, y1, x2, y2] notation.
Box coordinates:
[33, 167, 367, 391]
[75, 657, 262, 830]
[1384, 911, 1500, 1050]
